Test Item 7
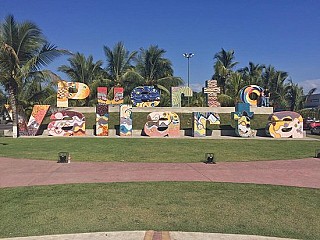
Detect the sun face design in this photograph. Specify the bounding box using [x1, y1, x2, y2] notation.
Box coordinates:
[268, 111, 303, 138]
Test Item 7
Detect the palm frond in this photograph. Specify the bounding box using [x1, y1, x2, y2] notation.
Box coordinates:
[156, 84, 170, 95]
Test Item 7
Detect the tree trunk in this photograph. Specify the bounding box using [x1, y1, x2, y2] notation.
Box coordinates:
[8, 85, 19, 138]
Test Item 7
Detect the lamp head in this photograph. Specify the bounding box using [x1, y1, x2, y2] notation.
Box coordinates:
[183, 53, 194, 58]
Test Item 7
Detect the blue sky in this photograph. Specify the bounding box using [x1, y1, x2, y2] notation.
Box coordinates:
[1, 0, 320, 93]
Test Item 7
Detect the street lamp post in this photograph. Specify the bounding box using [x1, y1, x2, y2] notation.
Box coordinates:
[183, 53, 194, 87]
[183, 53, 194, 106]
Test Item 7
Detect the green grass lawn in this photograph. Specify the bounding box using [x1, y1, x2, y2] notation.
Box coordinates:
[0, 182, 319, 239]
[0, 137, 319, 162]
[1, 135, 319, 239]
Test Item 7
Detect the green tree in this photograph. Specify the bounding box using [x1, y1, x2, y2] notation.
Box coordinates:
[238, 62, 265, 86]
[0, 88, 6, 104]
[262, 65, 289, 109]
[225, 72, 245, 105]
[212, 48, 238, 94]
[134, 45, 183, 90]
[0, 88, 7, 119]
[58, 52, 105, 106]
[130, 45, 183, 106]
[286, 79, 305, 111]
[103, 41, 137, 85]
[17, 71, 57, 114]
[190, 91, 206, 107]
[0, 15, 67, 137]
[303, 87, 317, 108]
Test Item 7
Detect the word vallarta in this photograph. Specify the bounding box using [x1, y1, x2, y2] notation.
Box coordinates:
[5, 80, 304, 138]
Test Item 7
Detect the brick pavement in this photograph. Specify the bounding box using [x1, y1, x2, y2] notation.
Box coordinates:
[0, 157, 319, 189]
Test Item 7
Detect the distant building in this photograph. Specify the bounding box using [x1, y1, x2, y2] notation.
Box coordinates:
[305, 94, 320, 108]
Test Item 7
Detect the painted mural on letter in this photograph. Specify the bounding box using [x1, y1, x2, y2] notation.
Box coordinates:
[267, 111, 303, 138]
[47, 110, 86, 136]
[231, 103, 256, 137]
[17, 106, 29, 136]
[98, 87, 124, 105]
[107, 87, 124, 104]
[120, 104, 133, 136]
[193, 112, 220, 137]
[27, 105, 50, 136]
[4, 104, 13, 120]
[131, 86, 160, 107]
[57, 80, 90, 107]
[3, 105, 27, 135]
[96, 87, 109, 136]
[97, 87, 108, 105]
[171, 86, 193, 107]
[144, 112, 180, 137]
[96, 105, 109, 136]
[239, 85, 264, 107]
[203, 80, 221, 107]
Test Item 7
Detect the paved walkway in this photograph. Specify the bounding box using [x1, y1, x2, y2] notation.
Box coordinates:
[1, 157, 320, 189]
[0, 231, 298, 240]
[1, 157, 319, 240]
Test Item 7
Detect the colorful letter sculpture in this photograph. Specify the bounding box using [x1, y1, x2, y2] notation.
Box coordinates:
[27, 105, 50, 136]
[16, 106, 29, 136]
[47, 110, 86, 136]
[97, 86, 124, 105]
[96, 105, 109, 136]
[267, 111, 303, 138]
[231, 103, 256, 137]
[4, 104, 29, 136]
[120, 104, 133, 136]
[4, 105, 50, 136]
[97, 87, 108, 104]
[131, 86, 160, 107]
[239, 85, 264, 107]
[96, 87, 109, 136]
[203, 80, 221, 107]
[57, 80, 90, 107]
[144, 112, 180, 137]
[108, 87, 124, 104]
[171, 86, 193, 107]
[193, 112, 220, 137]
[4, 104, 13, 120]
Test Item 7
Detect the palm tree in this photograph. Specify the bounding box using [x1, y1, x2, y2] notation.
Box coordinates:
[129, 45, 183, 106]
[133, 45, 183, 92]
[0, 15, 67, 137]
[103, 41, 137, 87]
[225, 72, 246, 104]
[0, 88, 7, 119]
[286, 79, 305, 111]
[190, 92, 206, 107]
[17, 71, 57, 114]
[238, 62, 265, 86]
[262, 66, 287, 90]
[261, 65, 274, 87]
[303, 87, 317, 108]
[0, 88, 6, 103]
[262, 65, 289, 108]
[58, 52, 105, 106]
[212, 48, 238, 94]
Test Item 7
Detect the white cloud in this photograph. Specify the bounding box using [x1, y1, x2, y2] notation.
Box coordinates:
[298, 79, 320, 94]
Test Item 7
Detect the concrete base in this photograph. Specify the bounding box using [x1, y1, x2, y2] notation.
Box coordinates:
[14, 129, 308, 139]
[0, 231, 297, 240]
[95, 129, 235, 137]
[3, 130, 13, 137]
[67, 106, 274, 114]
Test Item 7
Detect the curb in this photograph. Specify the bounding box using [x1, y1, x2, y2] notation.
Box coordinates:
[0, 231, 298, 240]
